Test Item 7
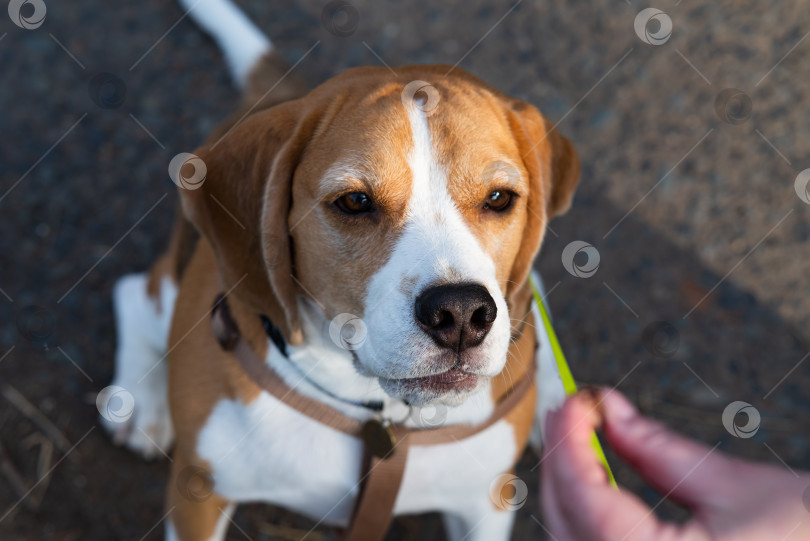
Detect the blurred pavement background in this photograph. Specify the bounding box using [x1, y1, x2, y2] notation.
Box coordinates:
[1, 0, 809, 539]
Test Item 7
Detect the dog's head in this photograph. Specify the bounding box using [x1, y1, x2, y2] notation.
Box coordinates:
[181, 66, 579, 407]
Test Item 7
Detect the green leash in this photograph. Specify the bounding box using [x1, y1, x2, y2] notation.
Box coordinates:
[529, 276, 618, 489]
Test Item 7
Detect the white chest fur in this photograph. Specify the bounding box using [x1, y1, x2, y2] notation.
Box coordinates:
[195, 389, 517, 526]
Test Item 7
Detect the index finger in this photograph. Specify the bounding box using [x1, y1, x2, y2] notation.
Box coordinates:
[541, 391, 669, 541]
[542, 389, 609, 487]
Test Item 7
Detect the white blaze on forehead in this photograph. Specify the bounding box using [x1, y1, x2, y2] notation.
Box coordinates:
[405, 105, 455, 222]
[402, 104, 496, 282]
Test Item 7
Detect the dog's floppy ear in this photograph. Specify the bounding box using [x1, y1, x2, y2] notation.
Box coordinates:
[503, 100, 581, 317]
[177, 101, 315, 346]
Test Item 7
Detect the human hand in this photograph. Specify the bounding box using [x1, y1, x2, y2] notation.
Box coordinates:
[541, 389, 810, 540]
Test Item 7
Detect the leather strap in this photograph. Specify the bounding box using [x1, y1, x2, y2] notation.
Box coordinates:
[344, 427, 410, 541]
[210, 294, 536, 541]
[212, 294, 365, 435]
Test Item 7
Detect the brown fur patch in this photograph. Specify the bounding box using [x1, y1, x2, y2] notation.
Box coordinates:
[166, 239, 271, 538]
[490, 309, 538, 460]
[145, 204, 199, 309]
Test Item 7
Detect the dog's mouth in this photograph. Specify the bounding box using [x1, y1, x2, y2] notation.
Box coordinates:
[403, 367, 480, 392]
[375, 366, 486, 406]
[349, 346, 494, 405]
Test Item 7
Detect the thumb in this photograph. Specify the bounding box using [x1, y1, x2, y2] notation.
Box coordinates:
[601, 390, 729, 507]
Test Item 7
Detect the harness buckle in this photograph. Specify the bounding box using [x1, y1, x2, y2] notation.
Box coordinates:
[361, 419, 397, 459]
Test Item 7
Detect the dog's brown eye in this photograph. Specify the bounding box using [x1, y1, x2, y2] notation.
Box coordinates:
[335, 192, 373, 214]
[483, 190, 514, 212]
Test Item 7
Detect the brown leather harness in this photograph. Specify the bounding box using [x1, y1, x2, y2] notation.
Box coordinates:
[211, 294, 536, 541]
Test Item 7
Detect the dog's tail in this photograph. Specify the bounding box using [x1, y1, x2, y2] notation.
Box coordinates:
[178, 0, 307, 108]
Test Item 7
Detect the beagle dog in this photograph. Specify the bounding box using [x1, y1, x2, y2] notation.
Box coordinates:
[101, 0, 579, 539]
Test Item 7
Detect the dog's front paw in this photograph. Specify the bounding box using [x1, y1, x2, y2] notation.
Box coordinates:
[97, 380, 174, 460]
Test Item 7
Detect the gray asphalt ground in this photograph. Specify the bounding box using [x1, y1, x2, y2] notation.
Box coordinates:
[1, 0, 809, 539]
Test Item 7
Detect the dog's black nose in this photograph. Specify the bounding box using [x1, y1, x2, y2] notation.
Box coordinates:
[415, 283, 497, 352]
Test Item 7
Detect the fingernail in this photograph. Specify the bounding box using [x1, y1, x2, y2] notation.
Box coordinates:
[603, 389, 638, 426]
[576, 386, 606, 429]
